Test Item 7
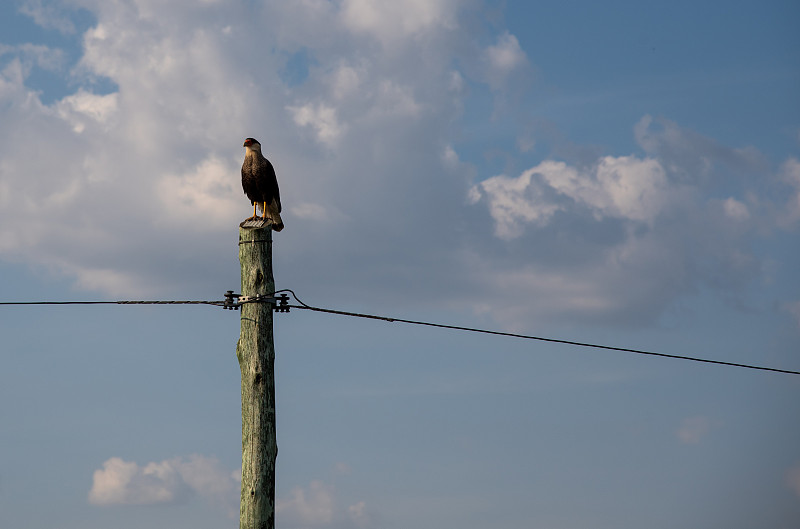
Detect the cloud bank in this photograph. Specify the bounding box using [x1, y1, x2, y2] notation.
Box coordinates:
[88, 456, 373, 527]
[467, 115, 799, 326]
[88, 455, 237, 512]
[277, 479, 374, 529]
[0, 0, 797, 329]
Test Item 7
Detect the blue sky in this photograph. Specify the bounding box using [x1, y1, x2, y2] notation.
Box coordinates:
[1, 1, 799, 528]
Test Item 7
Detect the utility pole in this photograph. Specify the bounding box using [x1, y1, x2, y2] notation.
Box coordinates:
[236, 221, 277, 529]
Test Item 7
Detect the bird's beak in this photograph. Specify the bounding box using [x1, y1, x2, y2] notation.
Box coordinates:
[243, 141, 248, 147]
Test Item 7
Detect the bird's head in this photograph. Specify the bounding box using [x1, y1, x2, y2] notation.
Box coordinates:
[243, 138, 261, 152]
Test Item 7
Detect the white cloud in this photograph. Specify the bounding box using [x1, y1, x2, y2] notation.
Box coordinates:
[464, 114, 783, 325]
[19, 0, 77, 34]
[486, 32, 525, 73]
[288, 102, 345, 146]
[340, 0, 459, 45]
[469, 234, 689, 328]
[347, 500, 372, 529]
[633, 115, 769, 182]
[722, 197, 750, 221]
[0, 0, 483, 303]
[88, 455, 237, 511]
[373, 80, 421, 118]
[471, 163, 563, 239]
[56, 90, 118, 133]
[176, 454, 238, 504]
[89, 457, 175, 505]
[277, 480, 335, 525]
[547, 155, 673, 223]
[157, 156, 241, 229]
[0, 0, 793, 329]
[778, 157, 800, 226]
[0, 0, 294, 296]
[331, 64, 363, 100]
[276, 479, 375, 529]
[0, 43, 66, 72]
[472, 155, 679, 239]
[483, 31, 527, 90]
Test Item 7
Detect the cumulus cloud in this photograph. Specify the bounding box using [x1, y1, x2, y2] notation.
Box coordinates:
[469, 162, 564, 238]
[288, 102, 344, 147]
[482, 31, 528, 90]
[19, 0, 77, 34]
[157, 156, 241, 228]
[339, 0, 459, 45]
[464, 115, 787, 325]
[56, 90, 118, 133]
[89, 457, 178, 505]
[0, 0, 481, 299]
[277, 479, 375, 529]
[278, 480, 335, 525]
[778, 157, 800, 226]
[722, 197, 750, 222]
[633, 114, 769, 182]
[0, 0, 794, 330]
[88, 455, 237, 511]
[471, 155, 682, 239]
[0, 43, 66, 73]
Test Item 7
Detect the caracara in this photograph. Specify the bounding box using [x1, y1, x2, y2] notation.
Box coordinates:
[241, 137, 284, 231]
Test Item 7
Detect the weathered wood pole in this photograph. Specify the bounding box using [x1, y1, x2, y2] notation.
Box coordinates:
[236, 224, 277, 529]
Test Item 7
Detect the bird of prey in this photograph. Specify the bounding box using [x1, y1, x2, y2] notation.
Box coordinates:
[241, 137, 284, 231]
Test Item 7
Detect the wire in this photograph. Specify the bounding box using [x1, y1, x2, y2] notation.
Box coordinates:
[282, 291, 800, 377]
[0, 300, 225, 306]
[2, 291, 799, 376]
[0, 290, 298, 308]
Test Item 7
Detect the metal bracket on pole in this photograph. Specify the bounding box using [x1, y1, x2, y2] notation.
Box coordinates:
[223, 291, 290, 312]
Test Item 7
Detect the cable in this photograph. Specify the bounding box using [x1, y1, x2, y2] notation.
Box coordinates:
[0, 290, 300, 308]
[282, 291, 800, 377]
[3, 292, 798, 376]
[0, 300, 225, 306]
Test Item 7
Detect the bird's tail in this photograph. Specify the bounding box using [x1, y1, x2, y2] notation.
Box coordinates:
[262, 200, 284, 232]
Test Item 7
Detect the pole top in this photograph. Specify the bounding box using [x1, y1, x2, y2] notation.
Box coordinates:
[239, 218, 276, 229]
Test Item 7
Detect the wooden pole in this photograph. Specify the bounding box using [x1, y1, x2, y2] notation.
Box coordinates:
[236, 224, 277, 529]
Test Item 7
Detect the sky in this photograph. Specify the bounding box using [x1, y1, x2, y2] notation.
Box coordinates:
[1, 0, 799, 528]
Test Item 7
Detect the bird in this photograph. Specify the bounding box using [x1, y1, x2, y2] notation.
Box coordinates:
[241, 137, 284, 231]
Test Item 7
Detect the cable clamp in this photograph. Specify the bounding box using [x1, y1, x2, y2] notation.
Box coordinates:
[238, 294, 277, 305]
[224, 291, 289, 312]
